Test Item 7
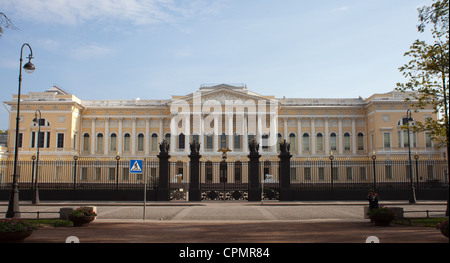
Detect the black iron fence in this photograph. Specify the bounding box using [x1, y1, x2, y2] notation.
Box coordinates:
[0, 157, 448, 201]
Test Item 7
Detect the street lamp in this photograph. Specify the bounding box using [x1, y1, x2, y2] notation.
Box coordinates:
[6, 43, 35, 218]
[371, 152, 377, 190]
[32, 110, 41, 204]
[115, 153, 120, 190]
[329, 151, 334, 190]
[405, 109, 416, 204]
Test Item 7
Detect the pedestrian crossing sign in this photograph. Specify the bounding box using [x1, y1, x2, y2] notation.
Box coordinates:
[130, 160, 143, 174]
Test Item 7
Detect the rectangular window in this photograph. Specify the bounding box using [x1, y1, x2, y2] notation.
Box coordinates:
[81, 167, 88, 181]
[383, 132, 391, 149]
[303, 135, 310, 151]
[425, 132, 432, 148]
[95, 168, 102, 181]
[304, 167, 311, 181]
[427, 165, 434, 180]
[318, 167, 325, 181]
[17, 133, 23, 148]
[346, 167, 353, 180]
[38, 132, 45, 148]
[385, 165, 392, 179]
[109, 168, 115, 181]
[57, 133, 64, 149]
[206, 135, 213, 151]
[360, 167, 367, 180]
[234, 135, 241, 150]
[31, 131, 35, 148]
[290, 167, 297, 181]
[332, 167, 339, 180]
[46, 132, 50, 148]
[122, 167, 129, 181]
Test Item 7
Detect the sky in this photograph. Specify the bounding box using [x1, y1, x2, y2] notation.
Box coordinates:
[0, 0, 436, 131]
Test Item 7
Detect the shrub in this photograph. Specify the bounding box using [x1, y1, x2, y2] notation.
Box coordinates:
[70, 207, 97, 218]
[0, 218, 39, 233]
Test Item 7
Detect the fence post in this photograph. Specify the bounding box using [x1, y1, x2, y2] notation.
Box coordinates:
[157, 140, 170, 201]
[278, 140, 292, 201]
[371, 153, 377, 190]
[188, 140, 201, 201]
[248, 140, 261, 201]
[73, 155, 78, 191]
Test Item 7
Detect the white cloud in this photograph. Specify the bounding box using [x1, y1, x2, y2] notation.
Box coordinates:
[71, 43, 112, 60]
[2, 0, 223, 26]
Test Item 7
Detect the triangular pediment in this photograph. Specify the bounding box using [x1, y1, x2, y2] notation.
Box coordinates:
[172, 84, 277, 104]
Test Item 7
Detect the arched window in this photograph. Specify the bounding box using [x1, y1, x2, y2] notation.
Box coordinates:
[96, 133, 103, 153]
[330, 133, 337, 151]
[151, 133, 158, 151]
[316, 133, 323, 152]
[110, 133, 117, 152]
[83, 133, 90, 151]
[344, 132, 351, 151]
[137, 133, 144, 152]
[123, 133, 131, 152]
[302, 133, 310, 151]
[289, 133, 296, 152]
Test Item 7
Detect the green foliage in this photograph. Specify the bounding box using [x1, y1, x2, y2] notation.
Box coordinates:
[70, 207, 97, 218]
[396, 0, 449, 147]
[368, 207, 395, 218]
[0, 218, 39, 233]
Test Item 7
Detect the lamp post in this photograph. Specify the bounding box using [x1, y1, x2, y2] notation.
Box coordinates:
[329, 151, 334, 190]
[405, 109, 416, 204]
[414, 152, 419, 191]
[6, 43, 35, 218]
[371, 152, 377, 190]
[115, 153, 120, 190]
[32, 110, 41, 204]
[73, 153, 78, 190]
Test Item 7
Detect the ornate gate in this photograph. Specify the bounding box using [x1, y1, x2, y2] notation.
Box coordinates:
[200, 161, 249, 201]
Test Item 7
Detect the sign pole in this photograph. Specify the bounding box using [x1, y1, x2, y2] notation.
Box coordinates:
[143, 158, 146, 221]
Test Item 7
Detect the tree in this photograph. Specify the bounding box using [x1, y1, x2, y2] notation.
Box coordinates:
[396, 0, 449, 215]
[0, 12, 17, 37]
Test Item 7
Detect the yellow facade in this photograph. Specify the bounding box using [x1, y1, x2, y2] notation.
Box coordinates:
[2, 84, 445, 164]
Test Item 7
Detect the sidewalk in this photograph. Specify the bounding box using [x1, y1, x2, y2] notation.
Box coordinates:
[1, 200, 448, 243]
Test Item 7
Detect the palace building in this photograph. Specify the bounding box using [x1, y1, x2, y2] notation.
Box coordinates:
[2, 84, 445, 162]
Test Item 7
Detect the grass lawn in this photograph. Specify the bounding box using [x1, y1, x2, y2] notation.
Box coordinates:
[24, 219, 73, 228]
[394, 217, 448, 227]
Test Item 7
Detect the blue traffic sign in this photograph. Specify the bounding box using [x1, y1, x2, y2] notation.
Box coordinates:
[129, 160, 143, 173]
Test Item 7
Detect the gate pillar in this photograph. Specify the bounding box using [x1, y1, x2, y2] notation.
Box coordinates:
[248, 140, 261, 201]
[279, 140, 293, 201]
[189, 140, 201, 201]
[157, 140, 170, 201]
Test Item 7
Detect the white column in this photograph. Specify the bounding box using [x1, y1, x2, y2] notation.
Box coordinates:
[311, 117, 316, 155]
[283, 118, 288, 140]
[338, 117, 343, 155]
[185, 115, 190, 153]
[118, 118, 123, 155]
[159, 118, 163, 143]
[145, 118, 150, 155]
[91, 117, 96, 155]
[228, 114, 233, 151]
[104, 117, 109, 156]
[325, 118, 329, 155]
[214, 114, 219, 152]
[200, 115, 205, 153]
[297, 117, 302, 155]
[257, 114, 262, 148]
[132, 117, 136, 156]
[170, 115, 175, 153]
[352, 118, 357, 155]
[243, 114, 248, 153]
